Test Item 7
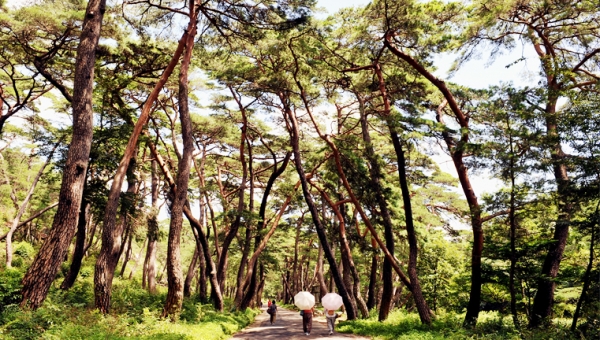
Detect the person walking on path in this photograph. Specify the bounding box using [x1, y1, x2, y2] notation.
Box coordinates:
[230, 306, 371, 339]
[324, 308, 340, 335]
[268, 299, 278, 324]
[301, 306, 314, 335]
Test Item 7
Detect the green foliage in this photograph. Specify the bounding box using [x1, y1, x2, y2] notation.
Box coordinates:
[338, 308, 579, 340]
[10, 242, 35, 268]
[0, 277, 259, 340]
[0, 268, 23, 315]
[13, 242, 35, 259]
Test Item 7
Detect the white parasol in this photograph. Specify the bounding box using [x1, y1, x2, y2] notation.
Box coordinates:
[294, 291, 316, 310]
[321, 292, 344, 310]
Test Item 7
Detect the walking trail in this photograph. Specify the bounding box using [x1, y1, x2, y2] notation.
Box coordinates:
[230, 307, 371, 340]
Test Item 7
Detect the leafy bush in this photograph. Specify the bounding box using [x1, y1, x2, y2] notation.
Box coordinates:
[337, 309, 578, 340]
[0, 268, 23, 315]
[180, 300, 202, 322]
[13, 242, 35, 259]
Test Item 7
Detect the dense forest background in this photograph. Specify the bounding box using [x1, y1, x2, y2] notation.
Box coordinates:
[0, 0, 598, 339]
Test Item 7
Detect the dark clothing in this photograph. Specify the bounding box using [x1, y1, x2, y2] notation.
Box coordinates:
[268, 303, 277, 324]
[302, 311, 313, 334]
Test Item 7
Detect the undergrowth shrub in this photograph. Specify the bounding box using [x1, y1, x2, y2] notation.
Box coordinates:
[0, 268, 23, 315]
[337, 309, 579, 340]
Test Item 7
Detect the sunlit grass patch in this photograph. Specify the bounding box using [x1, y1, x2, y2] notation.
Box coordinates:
[337, 309, 577, 340]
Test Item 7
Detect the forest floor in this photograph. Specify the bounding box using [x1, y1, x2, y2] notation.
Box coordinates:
[230, 307, 371, 340]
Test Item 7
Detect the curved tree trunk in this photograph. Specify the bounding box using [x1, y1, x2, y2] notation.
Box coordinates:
[530, 96, 573, 327]
[146, 133, 224, 311]
[239, 151, 291, 310]
[216, 105, 248, 290]
[354, 94, 396, 321]
[119, 226, 134, 277]
[372, 65, 432, 324]
[60, 199, 90, 290]
[281, 92, 357, 320]
[184, 246, 199, 298]
[162, 17, 197, 317]
[233, 90, 253, 308]
[384, 36, 483, 326]
[366, 254, 378, 311]
[94, 155, 138, 313]
[20, 0, 106, 309]
[144, 159, 160, 293]
[93, 14, 191, 313]
[571, 202, 597, 331]
[197, 237, 208, 302]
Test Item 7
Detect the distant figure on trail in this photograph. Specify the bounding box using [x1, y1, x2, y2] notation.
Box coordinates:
[301, 306, 314, 335]
[267, 299, 272, 308]
[324, 308, 340, 335]
[267, 299, 277, 324]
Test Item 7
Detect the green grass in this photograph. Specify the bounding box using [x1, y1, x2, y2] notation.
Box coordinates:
[0, 271, 259, 340]
[336, 309, 580, 340]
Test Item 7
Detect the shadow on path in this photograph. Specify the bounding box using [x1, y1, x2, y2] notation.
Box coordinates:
[230, 307, 370, 340]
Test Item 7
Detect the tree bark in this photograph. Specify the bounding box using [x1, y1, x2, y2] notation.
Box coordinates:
[281, 92, 357, 320]
[184, 246, 199, 298]
[197, 236, 208, 302]
[119, 225, 134, 277]
[93, 12, 192, 313]
[371, 64, 432, 324]
[20, 0, 106, 309]
[366, 254, 378, 311]
[530, 95, 573, 327]
[162, 15, 197, 317]
[60, 199, 90, 290]
[353, 94, 395, 321]
[239, 152, 291, 310]
[146, 133, 224, 311]
[216, 100, 248, 290]
[94, 155, 138, 313]
[384, 36, 483, 326]
[317, 244, 328, 298]
[144, 159, 160, 293]
[237, 178, 300, 309]
[571, 202, 597, 331]
[232, 88, 252, 308]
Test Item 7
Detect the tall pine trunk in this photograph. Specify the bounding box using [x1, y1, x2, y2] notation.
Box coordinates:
[384, 36, 483, 326]
[143, 159, 160, 293]
[20, 0, 106, 309]
[184, 246, 199, 298]
[372, 64, 432, 324]
[146, 136, 224, 311]
[94, 156, 138, 312]
[281, 93, 357, 320]
[366, 254, 378, 311]
[530, 96, 573, 327]
[93, 13, 192, 313]
[239, 152, 291, 310]
[60, 199, 90, 289]
[162, 17, 196, 317]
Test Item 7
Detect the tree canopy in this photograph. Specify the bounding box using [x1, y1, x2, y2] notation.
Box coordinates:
[0, 0, 598, 338]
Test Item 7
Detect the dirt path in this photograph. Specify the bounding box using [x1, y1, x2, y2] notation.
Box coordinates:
[230, 307, 371, 340]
